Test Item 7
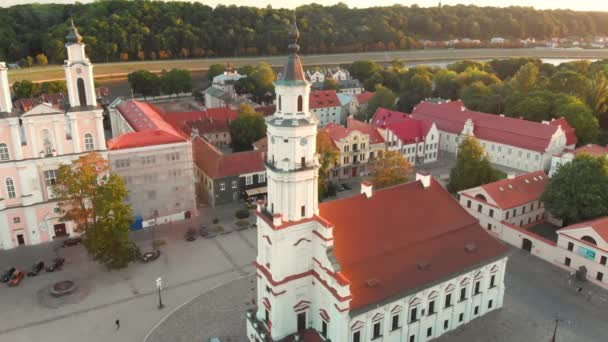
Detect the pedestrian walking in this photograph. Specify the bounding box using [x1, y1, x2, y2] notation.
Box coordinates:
[115, 319, 120, 330]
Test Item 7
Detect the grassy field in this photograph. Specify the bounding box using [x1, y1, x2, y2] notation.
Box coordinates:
[8, 48, 608, 83]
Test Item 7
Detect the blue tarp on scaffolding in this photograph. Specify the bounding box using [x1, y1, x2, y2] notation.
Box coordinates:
[130, 215, 143, 231]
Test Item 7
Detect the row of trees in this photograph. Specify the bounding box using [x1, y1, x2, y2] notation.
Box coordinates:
[127, 68, 193, 98]
[355, 58, 608, 144]
[12, 80, 66, 100]
[3, 1, 608, 63]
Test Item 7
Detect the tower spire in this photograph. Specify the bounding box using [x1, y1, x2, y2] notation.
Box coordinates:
[288, 12, 300, 54]
[280, 12, 305, 82]
[66, 17, 83, 44]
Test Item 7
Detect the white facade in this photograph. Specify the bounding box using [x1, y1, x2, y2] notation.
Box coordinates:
[557, 224, 608, 289]
[0, 23, 106, 249]
[382, 124, 440, 165]
[437, 122, 566, 173]
[548, 145, 608, 177]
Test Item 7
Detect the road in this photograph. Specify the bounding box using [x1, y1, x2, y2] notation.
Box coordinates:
[9, 48, 608, 83]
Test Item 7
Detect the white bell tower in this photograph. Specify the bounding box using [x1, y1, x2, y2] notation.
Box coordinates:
[64, 19, 97, 108]
[0, 62, 12, 113]
[265, 19, 319, 223]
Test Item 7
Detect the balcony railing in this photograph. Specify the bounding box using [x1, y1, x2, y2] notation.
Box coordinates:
[265, 159, 316, 172]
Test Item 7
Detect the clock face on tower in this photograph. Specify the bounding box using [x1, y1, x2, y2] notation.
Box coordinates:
[76, 67, 82, 75]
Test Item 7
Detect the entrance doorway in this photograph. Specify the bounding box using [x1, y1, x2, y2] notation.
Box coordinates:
[16, 234, 25, 246]
[522, 238, 532, 252]
[54, 223, 67, 237]
[352, 167, 357, 177]
[297, 312, 306, 332]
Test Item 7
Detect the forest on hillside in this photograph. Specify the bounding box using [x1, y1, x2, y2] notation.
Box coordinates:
[1, 1, 608, 64]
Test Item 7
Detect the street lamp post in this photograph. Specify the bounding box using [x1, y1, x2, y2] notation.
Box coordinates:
[551, 314, 573, 342]
[156, 277, 164, 309]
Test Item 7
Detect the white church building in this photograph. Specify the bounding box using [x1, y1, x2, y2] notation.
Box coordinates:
[246, 20, 509, 342]
[0, 21, 106, 249]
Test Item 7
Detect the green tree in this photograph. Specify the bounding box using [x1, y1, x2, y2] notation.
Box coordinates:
[548, 70, 588, 98]
[323, 78, 340, 91]
[349, 60, 380, 82]
[364, 86, 396, 120]
[370, 150, 413, 189]
[12, 80, 41, 99]
[397, 72, 433, 113]
[35, 53, 48, 65]
[128, 70, 161, 98]
[461, 81, 492, 111]
[160, 68, 192, 95]
[447, 60, 484, 73]
[509, 62, 539, 93]
[554, 98, 599, 145]
[541, 155, 608, 225]
[249, 62, 276, 103]
[447, 136, 506, 193]
[229, 104, 267, 152]
[40, 80, 67, 94]
[207, 64, 225, 82]
[433, 69, 460, 100]
[583, 72, 608, 116]
[52, 152, 138, 269]
[504, 90, 553, 122]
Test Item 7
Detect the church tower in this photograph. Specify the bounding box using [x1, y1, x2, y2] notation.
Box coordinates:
[0, 62, 12, 114]
[265, 18, 319, 222]
[64, 19, 97, 108]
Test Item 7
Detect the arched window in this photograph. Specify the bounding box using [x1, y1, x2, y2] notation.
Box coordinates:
[84, 133, 94, 151]
[297, 95, 303, 112]
[278, 95, 282, 111]
[77, 77, 87, 106]
[0, 143, 9, 161]
[41, 129, 53, 156]
[475, 194, 487, 201]
[581, 236, 597, 245]
[6, 178, 16, 198]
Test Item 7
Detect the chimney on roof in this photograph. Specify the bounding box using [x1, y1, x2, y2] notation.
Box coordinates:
[272, 213, 282, 226]
[361, 181, 373, 198]
[416, 171, 431, 188]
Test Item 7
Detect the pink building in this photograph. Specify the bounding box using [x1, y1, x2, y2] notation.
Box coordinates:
[0, 21, 106, 249]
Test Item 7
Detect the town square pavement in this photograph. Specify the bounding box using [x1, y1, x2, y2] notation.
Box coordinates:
[0, 203, 257, 342]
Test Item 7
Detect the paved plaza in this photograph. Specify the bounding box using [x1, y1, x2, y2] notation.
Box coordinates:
[146, 247, 608, 342]
[0, 204, 258, 342]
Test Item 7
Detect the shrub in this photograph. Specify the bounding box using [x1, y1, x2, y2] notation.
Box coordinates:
[212, 218, 219, 224]
[235, 209, 250, 219]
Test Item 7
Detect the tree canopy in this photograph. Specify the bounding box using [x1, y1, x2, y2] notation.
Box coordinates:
[229, 104, 267, 152]
[370, 150, 413, 189]
[362, 86, 396, 120]
[317, 129, 339, 201]
[541, 154, 608, 225]
[448, 136, 506, 193]
[52, 152, 138, 269]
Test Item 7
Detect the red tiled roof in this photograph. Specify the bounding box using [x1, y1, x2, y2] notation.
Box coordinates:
[370, 107, 409, 128]
[193, 137, 265, 179]
[278, 329, 323, 342]
[347, 118, 385, 144]
[559, 217, 608, 243]
[254, 105, 276, 116]
[548, 117, 577, 146]
[109, 100, 187, 149]
[411, 101, 563, 152]
[253, 136, 268, 151]
[478, 171, 548, 209]
[568, 144, 608, 157]
[387, 117, 433, 144]
[355, 91, 374, 105]
[309, 90, 340, 109]
[319, 178, 508, 312]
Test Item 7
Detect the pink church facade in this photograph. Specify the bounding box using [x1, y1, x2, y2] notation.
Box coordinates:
[0, 22, 106, 249]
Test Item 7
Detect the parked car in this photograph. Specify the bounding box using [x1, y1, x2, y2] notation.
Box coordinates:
[185, 228, 197, 241]
[1, 267, 16, 282]
[27, 262, 45, 277]
[141, 250, 161, 263]
[46, 257, 65, 272]
[336, 184, 345, 192]
[342, 183, 352, 190]
[8, 270, 24, 287]
[62, 236, 82, 247]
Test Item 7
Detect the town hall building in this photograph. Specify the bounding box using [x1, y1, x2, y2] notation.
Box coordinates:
[246, 20, 509, 342]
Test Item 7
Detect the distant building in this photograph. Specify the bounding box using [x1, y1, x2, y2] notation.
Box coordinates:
[107, 99, 196, 226]
[163, 107, 238, 149]
[371, 108, 440, 165]
[490, 37, 506, 45]
[203, 71, 256, 109]
[549, 144, 608, 177]
[352, 91, 374, 116]
[192, 136, 266, 207]
[411, 100, 575, 172]
[309, 90, 343, 126]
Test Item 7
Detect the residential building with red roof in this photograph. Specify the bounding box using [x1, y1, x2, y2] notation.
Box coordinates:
[161, 107, 237, 149]
[192, 136, 266, 207]
[319, 120, 384, 179]
[247, 21, 509, 342]
[371, 107, 440, 165]
[411, 100, 571, 173]
[107, 99, 196, 225]
[309, 90, 343, 126]
[351, 91, 374, 117]
[549, 144, 608, 177]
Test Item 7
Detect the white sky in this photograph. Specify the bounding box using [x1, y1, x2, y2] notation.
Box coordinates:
[1, 0, 606, 12]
